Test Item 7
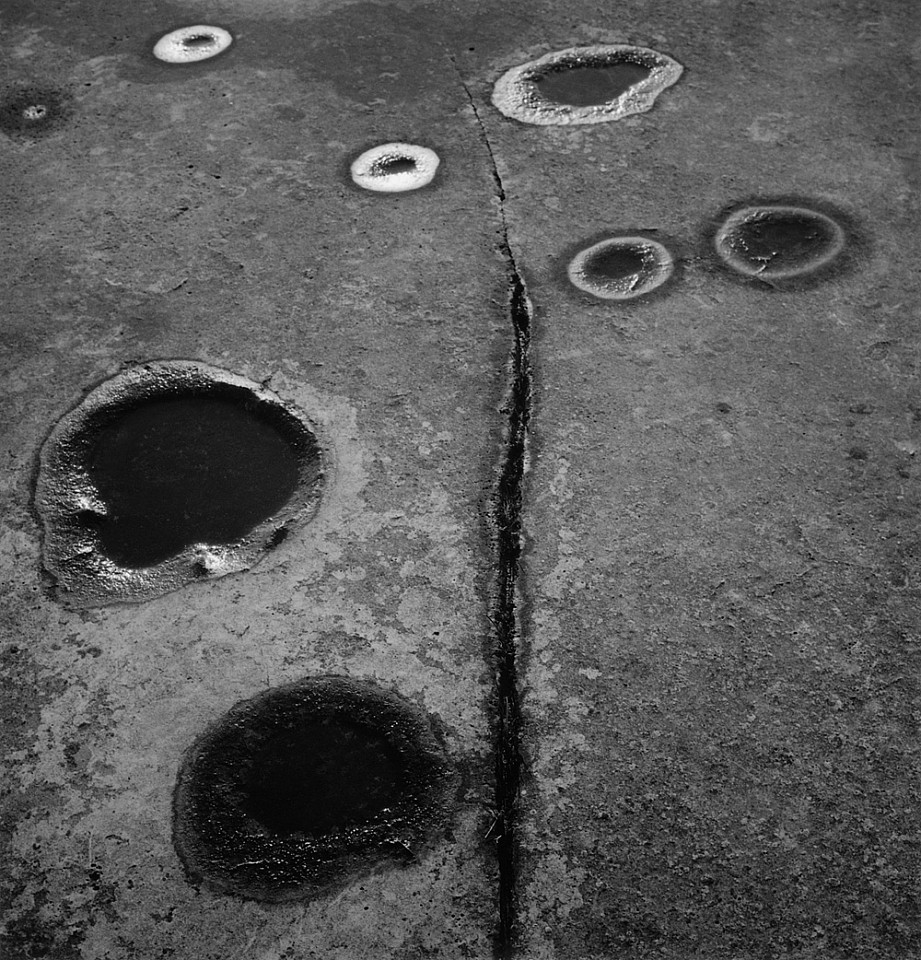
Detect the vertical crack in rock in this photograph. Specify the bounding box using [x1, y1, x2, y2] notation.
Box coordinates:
[455, 61, 532, 959]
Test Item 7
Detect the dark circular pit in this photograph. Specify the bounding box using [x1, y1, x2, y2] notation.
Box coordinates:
[0, 83, 70, 139]
[713, 203, 847, 282]
[152, 25, 233, 64]
[172, 676, 455, 901]
[566, 235, 675, 301]
[491, 44, 683, 125]
[533, 59, 652, 107]
[585, 244, 649, 282]
[34, 360, 325, 606]
[349, 142, 440, 193]
[375, 156, 417, 175]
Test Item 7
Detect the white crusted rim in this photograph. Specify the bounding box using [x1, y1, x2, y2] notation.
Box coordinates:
[714, 205, 846, 279]
[492, 44, 683, 126]
[567, 236, 674, 300]
[153, 25, 233, 64]
[350, 142, 441, 193]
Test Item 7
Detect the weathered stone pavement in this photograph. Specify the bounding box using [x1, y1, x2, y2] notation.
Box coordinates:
[2, 0, 919, 957]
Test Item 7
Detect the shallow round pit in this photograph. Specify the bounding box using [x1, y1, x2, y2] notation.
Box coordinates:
[0, 83, 70, 139]
[567, 235, 675, 301]
[34, 360, 324, 607]
[533, 60, 652, 107]
[153, 25, 233, 64]
[492, 44, 683, 125]
[172, 676, 455, 901]
[713, 203, 847, 282]
[350, 142, 440, 193]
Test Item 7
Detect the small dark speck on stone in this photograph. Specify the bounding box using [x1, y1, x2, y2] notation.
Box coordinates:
[267, 526, 288, 549]
[715, 402, 732, 414]
[849, 402, 873, 414]
[848, 446, 868, 460]
[0, 83, 70, 139]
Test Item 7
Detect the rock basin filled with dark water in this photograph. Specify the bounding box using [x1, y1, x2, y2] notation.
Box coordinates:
[34, 360, 324, 606]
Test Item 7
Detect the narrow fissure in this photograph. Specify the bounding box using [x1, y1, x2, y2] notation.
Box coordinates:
[455, 62, 533, 959]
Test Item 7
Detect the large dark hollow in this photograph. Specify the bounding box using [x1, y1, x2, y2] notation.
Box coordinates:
[730, 212, 838, 271]
[81, 391, 305, 567]
[533, 59, 652, 106]
[243, 718, 405, 835]
[173, 676, 453, 901]
[584, 243, 648, 281]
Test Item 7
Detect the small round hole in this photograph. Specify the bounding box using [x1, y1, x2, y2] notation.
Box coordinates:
[375, 156, 417, 175]
[713, 203, 847, 282]
[350, 142, 440, 193]
[183, 34, 215, 47]
[34, 360, 325, 606]
[0, 84, 69, 139]
[492, 44, 683, 125]
[153, 25, 233, 64]
[567, 235, 675, 301]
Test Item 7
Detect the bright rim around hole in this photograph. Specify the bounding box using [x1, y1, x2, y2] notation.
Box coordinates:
[350, 143, 440, 193]
[153, 25, 233, 63]
[567, 236, 675, 300]
[492, 44, 683, 125]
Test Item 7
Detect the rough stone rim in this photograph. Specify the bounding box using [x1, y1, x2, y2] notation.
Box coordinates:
[172, 675, 456, 901]
[33, 359, 325, 608]
[491, 44, 683, 126]
[153, 25, 234, 64]
[713, 204, 847, 280]
[349, 142, 441, 193]
[567, 235, 675, 301]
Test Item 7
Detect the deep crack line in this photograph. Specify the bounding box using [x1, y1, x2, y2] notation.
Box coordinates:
[491, 271, 531, 959]
[454, 60, 533, 959]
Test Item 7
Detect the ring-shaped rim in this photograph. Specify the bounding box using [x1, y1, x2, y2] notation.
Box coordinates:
[350, 142, 441, 193]
[153, 25, 234, 64]
[492, 44, 683, 126]
[567, 236, 675, 300]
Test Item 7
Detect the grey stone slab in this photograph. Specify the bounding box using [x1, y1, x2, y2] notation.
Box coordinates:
[0, 2, 516, 956]
[505, 1, 921, 957]
[4, 0, 921, 956]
